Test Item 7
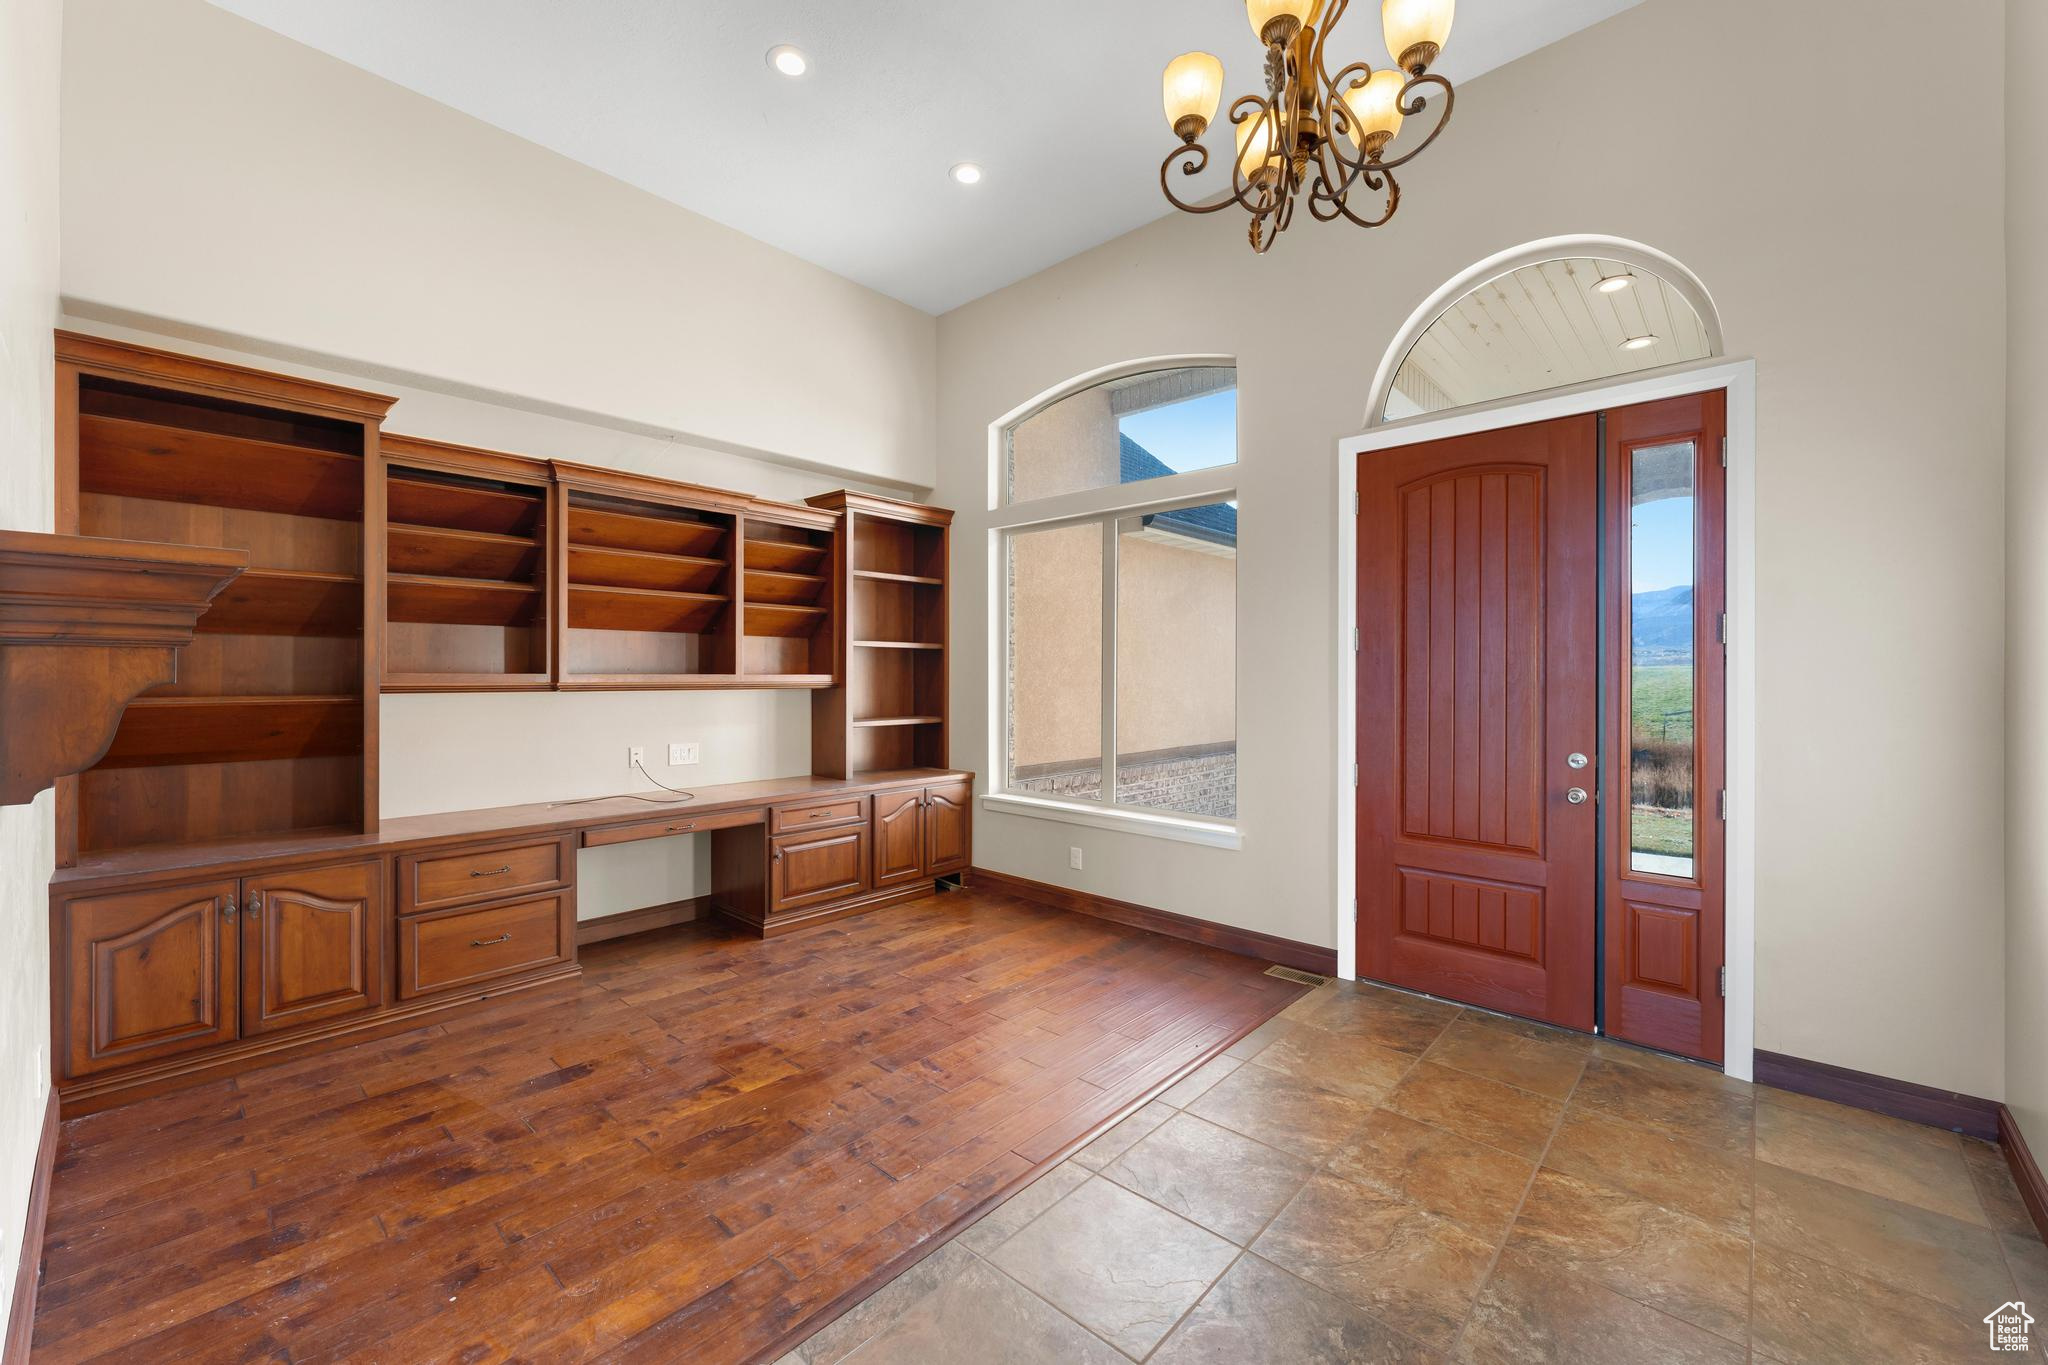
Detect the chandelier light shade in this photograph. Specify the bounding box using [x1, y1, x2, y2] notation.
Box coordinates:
[1382, 0, 1455, 74]
[1162, 51, 1227, 140]
[1157, 0, 1458, 252]
[1246, 0, 1317, 44]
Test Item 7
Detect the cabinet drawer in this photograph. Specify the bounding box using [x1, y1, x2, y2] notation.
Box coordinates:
[398, 835, 572, 915]
[769, 796, 868, 834]
[583, 805, 762, 848]
[397, 894, 572, 999]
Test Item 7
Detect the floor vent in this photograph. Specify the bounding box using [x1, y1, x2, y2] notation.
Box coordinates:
[1264, 965, 1332, 987]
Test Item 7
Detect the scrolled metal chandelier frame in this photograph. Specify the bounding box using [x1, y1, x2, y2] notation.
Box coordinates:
[1159, 0, 1456, 253]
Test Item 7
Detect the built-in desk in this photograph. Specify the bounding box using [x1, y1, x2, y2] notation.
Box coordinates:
[47, 767, 972, 1114]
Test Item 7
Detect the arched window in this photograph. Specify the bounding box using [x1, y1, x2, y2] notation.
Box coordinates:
[986, 360, 1240, 840]
[1369, 238, 1724, 424]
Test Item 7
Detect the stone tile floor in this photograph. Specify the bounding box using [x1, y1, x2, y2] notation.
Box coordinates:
[781, 978, 2048, 1364]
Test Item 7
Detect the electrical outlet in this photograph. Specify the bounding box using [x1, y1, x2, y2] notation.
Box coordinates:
[1068, 846, 1083, 870]
[669, 742, 700, 766]
[627, 746, 646, 770]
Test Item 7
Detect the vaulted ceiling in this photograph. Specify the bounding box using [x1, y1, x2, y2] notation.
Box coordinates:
[203, 0, 1646, 314]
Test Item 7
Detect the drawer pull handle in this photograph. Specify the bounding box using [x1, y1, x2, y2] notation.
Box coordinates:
[471, 933, 513, 947]
[470, 866, 513, 878]
[666, 823, 694, 833]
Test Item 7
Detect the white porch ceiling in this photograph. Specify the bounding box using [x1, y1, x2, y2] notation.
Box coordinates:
[204, 0, 1646, 314]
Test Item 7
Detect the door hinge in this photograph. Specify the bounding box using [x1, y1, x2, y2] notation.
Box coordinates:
[1352, 761, 1359, 786]
[1717, 789, 1728, 820]
[1355, 491, 1361, 514]
[1716, 611, 1727, 645]
[1718, 965, 1727, 998]
[1720, 435, 1728, 468]
[1352, 626, 1360, 651]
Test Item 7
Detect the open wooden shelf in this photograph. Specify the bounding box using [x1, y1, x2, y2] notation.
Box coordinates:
[851, 715, 944, 728]
[79, 414, 364, 522]
[851, 640, 943, 650]
[387, 523, 539, 581]
[744, 602, 829, 638]
[567, 506, 727, 558]
[97, 695, 364, 768]
[387, 476, 541, 536]
[850, 569, 943, 586]
[568, 544, 725, 594]
[745, 568, 827, 606]
[388, 574, 541, 628]
[568, 585, 727, 634]
[744, 539, 828, 574]
[197, 569, 361, 637]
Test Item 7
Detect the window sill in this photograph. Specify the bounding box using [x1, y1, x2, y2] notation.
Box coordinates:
[978, 793, 1242, 850]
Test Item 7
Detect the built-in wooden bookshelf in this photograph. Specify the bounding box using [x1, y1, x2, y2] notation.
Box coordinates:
[55, 332, 394, 861]
[740, 510, 837, 684]
[808, 492, 952, 777]
[553, 464, 741, 688]
[381, 436, 551, 689]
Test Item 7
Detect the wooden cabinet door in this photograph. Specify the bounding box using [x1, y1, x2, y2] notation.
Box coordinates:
[771, 826, 869, 913]
[243, 860, 384, 1035]
[872, 788, 926, 889]
[924, 781, 971, 876]
[62, 877, 240, 1077]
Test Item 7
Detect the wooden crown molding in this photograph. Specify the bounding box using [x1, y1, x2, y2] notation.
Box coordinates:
[54, 330, 397, 423]
[806, 489, 956, 526]
[379, 432, 553, 486]
[0, 531, 247, 806]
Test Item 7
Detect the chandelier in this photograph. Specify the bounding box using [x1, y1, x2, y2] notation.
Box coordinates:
[1158, 0, 1456, 252]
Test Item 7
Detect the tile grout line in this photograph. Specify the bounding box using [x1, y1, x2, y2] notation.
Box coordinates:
[1443, 1038, 1586, 1361]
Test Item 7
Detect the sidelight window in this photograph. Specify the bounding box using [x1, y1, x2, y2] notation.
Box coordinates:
[996, 365, 1239, 831]
[1625, 439, 1699, 877]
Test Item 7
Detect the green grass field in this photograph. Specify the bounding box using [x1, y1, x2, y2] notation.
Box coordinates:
[1629, 664, 1695, 857]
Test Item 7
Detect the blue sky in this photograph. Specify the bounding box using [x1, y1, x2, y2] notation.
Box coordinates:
[1632, 497, 1695, 593]
[1118, 389, 1237, 473]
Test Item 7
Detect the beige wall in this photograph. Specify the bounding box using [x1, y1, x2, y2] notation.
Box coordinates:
[0, 0, 61, 1318]
[60, 0, 938, 490]
[938, 0, 2011, 1096]
[2006, 0, 2047, 1150]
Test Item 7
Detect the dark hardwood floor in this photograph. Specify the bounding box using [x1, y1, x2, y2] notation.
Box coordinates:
[30, 886, 1307, 1363]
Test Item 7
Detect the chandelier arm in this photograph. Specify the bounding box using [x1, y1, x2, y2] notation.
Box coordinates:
[1372, 75, 1456, 171]
[1310, 0, 1355, 94]
[1158, 143, 1249, 215]
[1327, 163, 1400, 230]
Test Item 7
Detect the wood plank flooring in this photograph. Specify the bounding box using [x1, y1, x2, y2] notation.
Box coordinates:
[30, 887, 1307, 1363]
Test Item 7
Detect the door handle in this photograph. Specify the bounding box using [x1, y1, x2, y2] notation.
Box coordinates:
[1566, 787, 1589, 805]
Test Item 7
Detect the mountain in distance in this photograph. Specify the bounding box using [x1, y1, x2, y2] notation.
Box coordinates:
[1632, 584, 1693, 663]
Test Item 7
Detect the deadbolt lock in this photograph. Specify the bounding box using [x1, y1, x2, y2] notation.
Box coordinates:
[1567, 752, 1589, 769]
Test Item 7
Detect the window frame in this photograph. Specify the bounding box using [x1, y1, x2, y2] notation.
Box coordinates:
[988, 360, 1242, 848]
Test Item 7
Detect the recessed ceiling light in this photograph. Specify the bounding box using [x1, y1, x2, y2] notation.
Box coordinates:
[1594, 272, 1635, 294]
[949, 162, 984, 186]
[1620, 334, 1659, 352]
[767, 45, 808, 77]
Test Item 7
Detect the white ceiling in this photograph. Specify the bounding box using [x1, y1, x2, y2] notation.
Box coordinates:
[203, 0, 1645, 315]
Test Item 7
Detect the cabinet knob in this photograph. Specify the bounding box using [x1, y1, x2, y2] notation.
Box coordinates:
[773, 848, 783, 863]
[248, 892, 263, 917]
[220, 894, 237, 923]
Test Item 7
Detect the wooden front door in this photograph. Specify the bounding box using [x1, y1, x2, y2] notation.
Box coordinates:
[242, 860, 384, 1035]
[1357, 415, 1601, 1031]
